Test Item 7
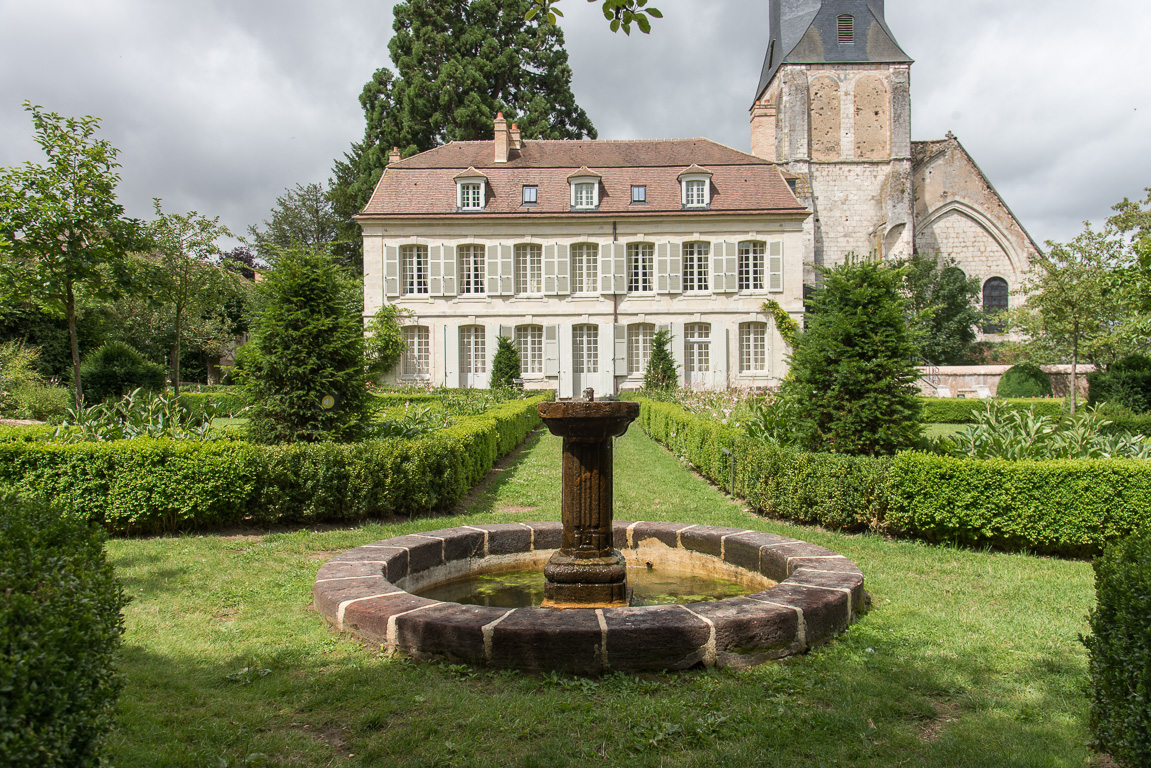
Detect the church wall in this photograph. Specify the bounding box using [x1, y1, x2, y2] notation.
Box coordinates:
[808, 162, 897, 264]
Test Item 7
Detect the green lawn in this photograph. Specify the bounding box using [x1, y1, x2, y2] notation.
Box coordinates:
[105, 426, 1097, 767]
[924, 422, 966, 439]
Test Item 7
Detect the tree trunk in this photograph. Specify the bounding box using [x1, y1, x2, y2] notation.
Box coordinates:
[173, 304, 182, 397]
[66, 280, 82, 410]
[1070, 321, 1079, 415]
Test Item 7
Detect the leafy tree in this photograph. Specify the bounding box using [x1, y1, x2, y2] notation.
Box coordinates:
[244, 246, 370, 443]
[364, 304, 410, 378]
[490, 335, 522, 388]
[0, 102, 148, 408]
[1012, 225, 1140, 413]
[331, 0, 597, 244]
[898, 253, 982, 365]
[146, 200, 235, 395]
[221, 245, 259, 281]
[527, 0, 662, 34]
[782, 256, 922, 456]
[1110, 188, 1151, 313]
[643, 330, 678, 391]
[247, 183, 343, 268]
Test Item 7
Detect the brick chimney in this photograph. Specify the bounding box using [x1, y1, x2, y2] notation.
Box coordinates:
[509, 123, 522, 151]
[749, 100, 777, 162]
[388, 146, 401, 164]
[494, 113, 509, 163]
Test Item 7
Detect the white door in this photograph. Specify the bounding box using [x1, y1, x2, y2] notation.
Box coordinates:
[460, 325, 487, 389]
[572, 324, 599, 397]
[685, 323, 710, 388]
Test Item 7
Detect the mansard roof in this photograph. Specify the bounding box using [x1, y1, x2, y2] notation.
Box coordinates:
[360, 138, 806, 218]
[754, 0, 912, 105]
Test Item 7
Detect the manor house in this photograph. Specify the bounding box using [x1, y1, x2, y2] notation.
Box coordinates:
[358, 0, 1040, 395]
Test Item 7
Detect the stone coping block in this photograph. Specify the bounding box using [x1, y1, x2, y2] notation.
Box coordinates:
[314, 521, 865, 673]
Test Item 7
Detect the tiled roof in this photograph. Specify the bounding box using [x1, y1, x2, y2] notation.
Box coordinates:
[360, 138, 805, 218]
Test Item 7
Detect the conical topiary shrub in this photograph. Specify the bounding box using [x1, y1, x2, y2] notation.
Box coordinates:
[79, 341, 166, 404]
[490, 336, 521, 389]
[997, 363, 1053, 398]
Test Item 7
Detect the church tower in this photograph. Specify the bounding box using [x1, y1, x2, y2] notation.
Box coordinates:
[751, 0, 914, 279]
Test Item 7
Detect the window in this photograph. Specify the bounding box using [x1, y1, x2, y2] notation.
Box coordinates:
[983, 277, 1009, 333]
[837, 14, 854, 44]
[514, 243, 543, 295]
[573, 324, 599, 374]
[679, 169, 712, 208]
[515, 325, 543, 375]
[401, 326, 430, 377]
[458, 181, 484, 210]
[627, 323, 654, 375]
[685, 180, 707, 207]
[739, 322, 767, 374]
[738, 241, 766, 292]
[458, 244, 485, 295]
[522, 185, 538, 205]
[683, 241, 710, 292]
[631, 185, 647, 204]
[627, 243, 654, 293]
[571, 243, 598, 294]
[573, 182, 597, 209]
[685, 323, 710, 381]
[401, 245, 429, 295]
[460, 325, 486, 375]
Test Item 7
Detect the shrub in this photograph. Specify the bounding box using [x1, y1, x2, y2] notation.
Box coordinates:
[244, 246, 371, 443]
[490, 336, 521, 389]
[177, 390, 248, 418]
[364, 304, 409, 378]
[920, 397, 1063, 424]
[996, 362, 1053, 398]
[0, 491, 127, 767]
[1088, 354, 1151, 413]
[54, 389, 224, 442]
[782, 257, 922, 456]
[1084, 527, 1151, 767]
[79, 341, 166, 404]
[643, 330, 679, 391]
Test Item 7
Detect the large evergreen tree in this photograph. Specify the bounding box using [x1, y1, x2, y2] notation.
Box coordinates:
[782, 257, 922, 457]
[331, 0, 597, 250]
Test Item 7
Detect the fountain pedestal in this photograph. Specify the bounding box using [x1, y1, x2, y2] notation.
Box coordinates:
[537, 397, 640, 608]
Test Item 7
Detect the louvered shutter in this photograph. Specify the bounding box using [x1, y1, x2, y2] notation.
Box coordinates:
[444, 324, 460, 388]
[429, 244, 444, 296]
[442, 244, 457, 296]
[712, 243, 727, 293]
[543, 325, 559, 376]
[486, 244, 500, 295]
[384, 245, 400, 297]
[613, 324, 627, 375]
[768, 241, 783, 292]
[556, 243, 570, 295]
[656, 242, 670, 293]
[544, 243, 558, 295]
[500, 244, 514, 295]
[612, 243, 627, 294]
[723, 241, 738, 293]
[668, 242, 682, 294]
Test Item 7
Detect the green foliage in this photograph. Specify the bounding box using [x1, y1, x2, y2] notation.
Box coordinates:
[0, 491, 126, 767]
[996, 362, 1054, 398]
[1084, 527, 1151, 767]
[490, 336, 522, 389]
[944, 400, 1151, 460]
[373, 404, 452, 439]
[0, 102, 149, 409]
[0, 394, 550, 534]
[364, 305, 410, 378]
[920, 397, 1063, 424]
[246, 182, 343, 269]
[79, 341, 166, 404]
[898, 252, 982, 365]
[244, 247, 370, 444]
[782, 257, 923, 456]
[1088, 354, 1151, 413]
[527, 0, 662, 33]
[761, 300, 799, 348]
[54, 389, 224, 442]
[643, 330, 678, 391]
[177, 390, 248, 418]
[331, 0, 597, 242]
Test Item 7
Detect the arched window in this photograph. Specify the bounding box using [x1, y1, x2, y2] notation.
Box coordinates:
[739, 322, 768, 374]
[458, 244, 485, 295]
[982, 277, 1009, 333]
[571, 243, 598, 294]
[402, 326, 430, 377]
[514, 325, 543, 374]
[514, 243, 542, 296]
[627, 323, 655, 375]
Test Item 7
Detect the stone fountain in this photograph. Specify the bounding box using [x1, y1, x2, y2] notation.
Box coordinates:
[313, 391, 866, 673]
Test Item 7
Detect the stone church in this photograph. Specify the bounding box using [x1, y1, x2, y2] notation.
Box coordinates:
[358, 0, 1039, 394]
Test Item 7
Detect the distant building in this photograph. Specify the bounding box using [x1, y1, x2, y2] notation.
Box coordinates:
[358, 0, 1039, 393]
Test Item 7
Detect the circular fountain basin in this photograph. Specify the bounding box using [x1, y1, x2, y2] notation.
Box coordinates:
[313, 520, 866, 674]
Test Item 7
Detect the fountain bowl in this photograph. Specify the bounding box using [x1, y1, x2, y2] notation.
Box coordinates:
[314, 520, 866, 674]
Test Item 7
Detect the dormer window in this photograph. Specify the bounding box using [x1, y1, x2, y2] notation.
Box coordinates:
[837, 15, 854, 44]
[568, 167, 601, 211]
[678, 165, 713, 209]
[454, 167, 487, 211]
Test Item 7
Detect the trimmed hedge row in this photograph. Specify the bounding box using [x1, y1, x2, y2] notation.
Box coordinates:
[0, 492, 127, 767]
[0, 394, 551, 534]
[919, 397, 1064, 424]
[637, 398, 1151, 556]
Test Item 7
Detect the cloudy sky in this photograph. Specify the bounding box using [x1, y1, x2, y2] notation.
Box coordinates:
[2, 0, 1149, 251]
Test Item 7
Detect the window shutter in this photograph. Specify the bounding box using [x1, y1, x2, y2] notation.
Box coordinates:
[712, 324, 729, 389]
[442, 244, 457, 296]
[613, 323, 627, 373]
[499, 244, 514, 295]
[768, 241, 783, 292]
[543, 325, 559, 376]
[655, 242, 669, 293]
[444, 324, 460, 388]
[613, 243, 627, 294]
[544, 243, 558, 295]
[671, 322, 686, 387]
[712, 243, 727, 293]
[598, 323, 615, 393]
[556, 243, 570, 295]
[499, 324, 513, 340]
[429, 244, 444, 296]
[486, 244, 500, 295]
[598, 244, 613, 294]
[384, 245, 400, 297]
[668, 242, 683, 294]
[723, 241, 738, 293]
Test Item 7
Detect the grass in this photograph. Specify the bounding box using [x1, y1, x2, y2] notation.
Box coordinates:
[924, 422, 967, 439]
[104, 426, 1097, 767]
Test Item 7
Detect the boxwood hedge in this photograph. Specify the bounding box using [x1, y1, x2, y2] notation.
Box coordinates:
[919, 397, 1063, 424]
[636, 398, 1151, 556]
[0, 394, 550, 535]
